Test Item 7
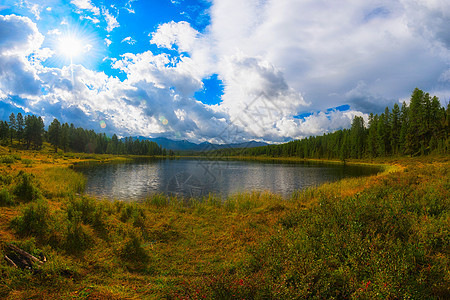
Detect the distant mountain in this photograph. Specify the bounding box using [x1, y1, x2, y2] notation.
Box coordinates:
[132, 136, 268, 151]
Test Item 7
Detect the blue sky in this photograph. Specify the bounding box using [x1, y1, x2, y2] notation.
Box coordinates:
[0, 0, 449, 143]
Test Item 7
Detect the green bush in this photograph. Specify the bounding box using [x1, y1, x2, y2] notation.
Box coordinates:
[12, 171, 41, 202]
[21, 159, 33, 167]
[0, 155, 17, 164]
[0, 188, 14, 206]
[66, 196, 107, 232]
[119, 232, 150, 271]
[64, 215, 93, 254]
[119, 203, 146, 228]
[0, 173, 12, 185]
[11, 200, 51, 239]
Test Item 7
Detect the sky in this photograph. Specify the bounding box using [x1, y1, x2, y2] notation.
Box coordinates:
[0, 0, 449, 144]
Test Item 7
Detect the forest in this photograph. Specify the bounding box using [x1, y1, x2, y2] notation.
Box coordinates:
[213, 88, 449, 159]
[0, 88, 448, 159]
[0, 114, 165, 156]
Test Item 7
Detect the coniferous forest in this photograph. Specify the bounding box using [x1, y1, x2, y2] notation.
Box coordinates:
[0, 88, 448, 159]
[216, 88, 450, 159]
[0, 114, 164, 156]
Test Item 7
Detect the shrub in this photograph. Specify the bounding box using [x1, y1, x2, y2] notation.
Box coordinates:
[12, 171, 41, 202]
[0, 155, 16, 164]
[66, 196, 107, 232]
[11, 200, 51, 239]
[64, 215, 93, 254]
[119, 232, 150, 271]
[0, 173, 12, 185]
[21, 159, 33, 167]
[0, 188, 14, 206]
[119, 203, 146, 228]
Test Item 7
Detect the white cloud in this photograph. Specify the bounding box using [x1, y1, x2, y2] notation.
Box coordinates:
[151, 21, 199, 53]
[0, 14, 43, 96]
[81, 15, 100, 24]
[2, 0, 450, 143]
[70, 0, 100, 15]
[121, 36, 136, 45]
[47, 28, 61, 35]
[102, 7, 119, 32]
[207, 0, 449, 114]
[123, 0, 136, 14]
[104, 38, 112, 47]
[27, 2, 41, 20]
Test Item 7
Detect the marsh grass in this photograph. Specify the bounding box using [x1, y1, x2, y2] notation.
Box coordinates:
[37, 167, 86, 198]
[0, 151, 448, 299]
[177, 163, 449, 299]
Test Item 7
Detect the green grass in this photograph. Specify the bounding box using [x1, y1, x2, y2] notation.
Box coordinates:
[0, 149, 448, 299]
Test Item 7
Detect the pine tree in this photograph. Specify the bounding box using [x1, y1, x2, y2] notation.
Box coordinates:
[16, 113, 24, 145]
[48, 118, 61, 153]
[367, 113, 378, 157]
[399, 101, 409, 154]
[350, 116, 365, 158]
[8, 113, 16, 145]
[405, 88, 424, 155]
[390, 103, 401, 155]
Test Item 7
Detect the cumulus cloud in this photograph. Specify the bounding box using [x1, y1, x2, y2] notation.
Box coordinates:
[151, 21, 200, 53]
[0, 15, 43, 96]
[102, 7, 119, 32]
[121, 36, 136, 45]
[104, 38, 112, 47]
[208, 0, 450, 113]
[2, 0, 450, 143]
[47, 28, 61, 35]
[70, 0, 100, 15]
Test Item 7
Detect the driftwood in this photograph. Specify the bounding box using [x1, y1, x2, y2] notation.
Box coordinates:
[3, 243, 46, 270]
[4, 255, 18, 268]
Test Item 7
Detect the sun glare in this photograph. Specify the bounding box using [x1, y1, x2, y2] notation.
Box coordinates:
[58, 35, 83, 59]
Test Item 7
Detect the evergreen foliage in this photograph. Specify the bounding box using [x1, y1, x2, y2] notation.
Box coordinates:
[214, 88, 449, 159]
[0, 115, 164, 156]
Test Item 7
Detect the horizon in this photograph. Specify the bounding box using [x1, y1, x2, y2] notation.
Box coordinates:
[1, 0, 449, 144]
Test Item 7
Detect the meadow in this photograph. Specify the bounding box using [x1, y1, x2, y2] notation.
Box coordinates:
[0, 143, 448, 299]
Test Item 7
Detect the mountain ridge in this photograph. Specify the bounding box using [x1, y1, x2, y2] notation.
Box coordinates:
[131, 136, 268, 151]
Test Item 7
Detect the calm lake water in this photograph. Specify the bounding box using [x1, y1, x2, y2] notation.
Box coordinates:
[76, 158, 380, 201]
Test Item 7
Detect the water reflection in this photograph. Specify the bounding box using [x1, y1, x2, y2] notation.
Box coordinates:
[77, 159, 379, 201]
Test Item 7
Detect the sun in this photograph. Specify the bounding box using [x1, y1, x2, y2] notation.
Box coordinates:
[58, 35, 84, 59]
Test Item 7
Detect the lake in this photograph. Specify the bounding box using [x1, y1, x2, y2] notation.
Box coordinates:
[76, 158, 380, 201]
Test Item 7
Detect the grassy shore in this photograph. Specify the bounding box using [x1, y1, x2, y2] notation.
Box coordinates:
[0, 144, 448, 299]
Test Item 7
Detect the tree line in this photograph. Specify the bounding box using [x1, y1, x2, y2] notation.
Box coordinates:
[213, 88, 449, 160]
[0, 114, 166, 156]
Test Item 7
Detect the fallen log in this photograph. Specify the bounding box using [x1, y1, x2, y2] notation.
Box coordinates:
[4, 255, 18, 268]
[7, 244, 44, 265]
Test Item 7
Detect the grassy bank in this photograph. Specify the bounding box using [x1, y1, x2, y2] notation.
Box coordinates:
[0, 146, 448, 299]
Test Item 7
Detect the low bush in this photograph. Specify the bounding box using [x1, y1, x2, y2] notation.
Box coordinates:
[21, 159, 33, 167]
[119, 202, 146, 228]
[64, 216, 93, 254]
[0, 188, 14, 206]
[11, 200, 51, 240]
[12, 171, 41, 202]
[66, 195, 108, 232]
[118, 232, 150, 271]
[0, 155, 17, 164]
